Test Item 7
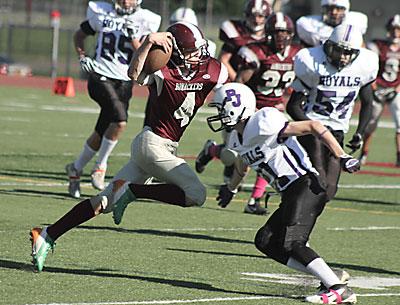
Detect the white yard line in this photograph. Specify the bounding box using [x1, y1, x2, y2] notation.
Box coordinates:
[24, 292, 400, 305]
[327, 226, 400, 231]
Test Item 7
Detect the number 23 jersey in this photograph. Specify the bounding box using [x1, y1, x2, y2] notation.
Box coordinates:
[291, 45, 378, 133]
[84, 1, 161, 81]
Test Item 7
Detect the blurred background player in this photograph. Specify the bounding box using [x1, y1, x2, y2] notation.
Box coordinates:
[359, 14, 400, 167]
[30, 22, 228, 272]
[296, 0, 368, 47]
[66, 0, 161, 198]
[206, 83, 360, 304]
[234, 12, 301, 214]
[169, 7, 217, 58]
[195, 0, 273, 187]
[286, 24, 378, 202]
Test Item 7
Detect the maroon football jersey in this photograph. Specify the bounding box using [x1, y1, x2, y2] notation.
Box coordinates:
[144, 58, 226, 142]
[219, 20, 265, 73]
[371, 39, 400, 88]
[239, 42, 301, 108]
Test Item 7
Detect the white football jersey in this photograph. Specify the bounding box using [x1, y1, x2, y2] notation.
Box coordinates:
[227, 108, 317, 192]
[291, 46, 378, 133]
[86, 1, 161, 81]
[296, 11, 368, 46]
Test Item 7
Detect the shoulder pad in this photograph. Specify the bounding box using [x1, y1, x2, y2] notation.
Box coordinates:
[87, 1, 112, 19]
[220, 20, 239, 39]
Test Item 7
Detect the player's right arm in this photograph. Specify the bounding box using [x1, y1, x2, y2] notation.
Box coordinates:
[127, 32, 172, 82]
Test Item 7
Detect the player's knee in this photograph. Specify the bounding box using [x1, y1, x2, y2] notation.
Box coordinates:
[89, 195, 109, 215]
[219, 148, 238, 166]
[254, 224, 274, 255]
[114, 121, 127, 130]
[184, 183, 206, 207]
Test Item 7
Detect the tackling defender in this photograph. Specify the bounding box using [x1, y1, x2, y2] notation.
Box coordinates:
[206, 82, 360, 304]
[66, 0, 161, 198]
[30, 22, 228, 272]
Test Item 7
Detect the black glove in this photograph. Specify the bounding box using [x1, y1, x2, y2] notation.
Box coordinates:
[340, 154, 361, 173]
[345, 133, 363, 153]
[217, 184, 237, 208]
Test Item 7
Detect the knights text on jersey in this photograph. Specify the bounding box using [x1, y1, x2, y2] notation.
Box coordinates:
[143, 59, 228, 142]
[291, 46, 379, 132]
[296, 11, 368, 47]
[227, 108, 316, 192]
[238, 42, 301, 107]
[368, 39, 400, 88]
[85, 1, 161, 81]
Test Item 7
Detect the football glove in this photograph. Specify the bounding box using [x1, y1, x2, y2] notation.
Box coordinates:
[340, 154, 361, 173]
[79, 56, 98, 73]
[217, 184, 237, 208]
[345, 133, 363, 154]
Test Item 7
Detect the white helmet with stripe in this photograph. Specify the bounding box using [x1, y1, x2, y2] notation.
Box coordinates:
[323, 24, 362, 70]
[321, 0, 350, 26]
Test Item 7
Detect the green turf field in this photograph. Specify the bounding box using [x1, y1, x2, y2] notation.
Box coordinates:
[0, 86, 399, 305]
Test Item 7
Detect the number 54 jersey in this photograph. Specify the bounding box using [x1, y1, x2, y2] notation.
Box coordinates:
[291, 45, 378, 133]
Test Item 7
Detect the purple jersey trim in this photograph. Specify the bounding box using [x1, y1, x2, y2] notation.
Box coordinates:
[283, 150, 302, 177]
[277, 121, 289, 144]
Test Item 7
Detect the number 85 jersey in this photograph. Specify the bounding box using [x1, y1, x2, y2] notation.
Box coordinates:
[83, 1, 161, 81]
[291, 45, 378, 133]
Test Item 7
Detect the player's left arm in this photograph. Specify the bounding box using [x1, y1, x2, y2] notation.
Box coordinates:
[282, 120, 360, 172]
[345, 82, 374, 153]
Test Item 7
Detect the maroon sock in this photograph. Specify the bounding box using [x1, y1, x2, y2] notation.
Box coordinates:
[47, 199, 95, 241]
[129, 183, 187, 206]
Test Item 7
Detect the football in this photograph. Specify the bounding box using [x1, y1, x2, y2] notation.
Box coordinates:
[143, 45, 172, 74]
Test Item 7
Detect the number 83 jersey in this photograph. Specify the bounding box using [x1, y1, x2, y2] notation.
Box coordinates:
[84, 1, 161, 81]
[291, 45, 378, 133]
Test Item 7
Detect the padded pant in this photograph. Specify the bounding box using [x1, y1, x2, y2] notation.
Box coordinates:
[87, 73, 133, 136]
[255, 174, 325, 266]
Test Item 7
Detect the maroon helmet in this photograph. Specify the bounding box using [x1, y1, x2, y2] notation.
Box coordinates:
[167, 21, 210, 72]
[386, 14, 400, 43]
[244, 0, 273, 32]
[265, 12, 294, 52]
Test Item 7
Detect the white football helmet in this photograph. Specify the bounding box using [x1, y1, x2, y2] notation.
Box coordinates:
[170, 7, 198, 26]
[207, 83, 256, 132]
[113, 0, 141, 15]
[323, 24, 362, 70]
[321, 0, 350, 26]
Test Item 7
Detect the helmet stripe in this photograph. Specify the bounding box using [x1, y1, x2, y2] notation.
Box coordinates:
[343, 24, 352, 42]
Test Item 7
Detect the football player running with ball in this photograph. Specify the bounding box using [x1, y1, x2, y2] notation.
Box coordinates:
[30, 22, 228, 272]
[206, 82, 360, 304]
[286, 24, 378, 203]
[66, 0, 161, 198]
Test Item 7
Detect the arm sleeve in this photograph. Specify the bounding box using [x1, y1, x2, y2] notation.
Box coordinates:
[286, 91, 310, 121]
[80, 20, 95, 36]
[356, 83, 374, 136]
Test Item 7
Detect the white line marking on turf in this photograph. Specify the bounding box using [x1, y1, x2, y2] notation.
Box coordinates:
[24, 292, 400, 305]
[327, 226, 400, 231]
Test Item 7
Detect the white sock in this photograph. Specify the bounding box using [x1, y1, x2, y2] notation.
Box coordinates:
[74, 142, 97, 172]
[95, 137, 118, 169]
[306, 257, 341, 289]
[287, 257, 310, 274]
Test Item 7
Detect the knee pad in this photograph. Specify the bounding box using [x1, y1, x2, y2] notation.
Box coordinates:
[220, 148, 238, 166]
[89, 195, 109, 214]
[254, 225, 274, 254]
[185, 183, 206, 207]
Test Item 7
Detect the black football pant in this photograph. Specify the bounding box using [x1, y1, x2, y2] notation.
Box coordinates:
[87, 73, 133, 136]
[297, 130, 344, 202]
[255, 173, 326, 266]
